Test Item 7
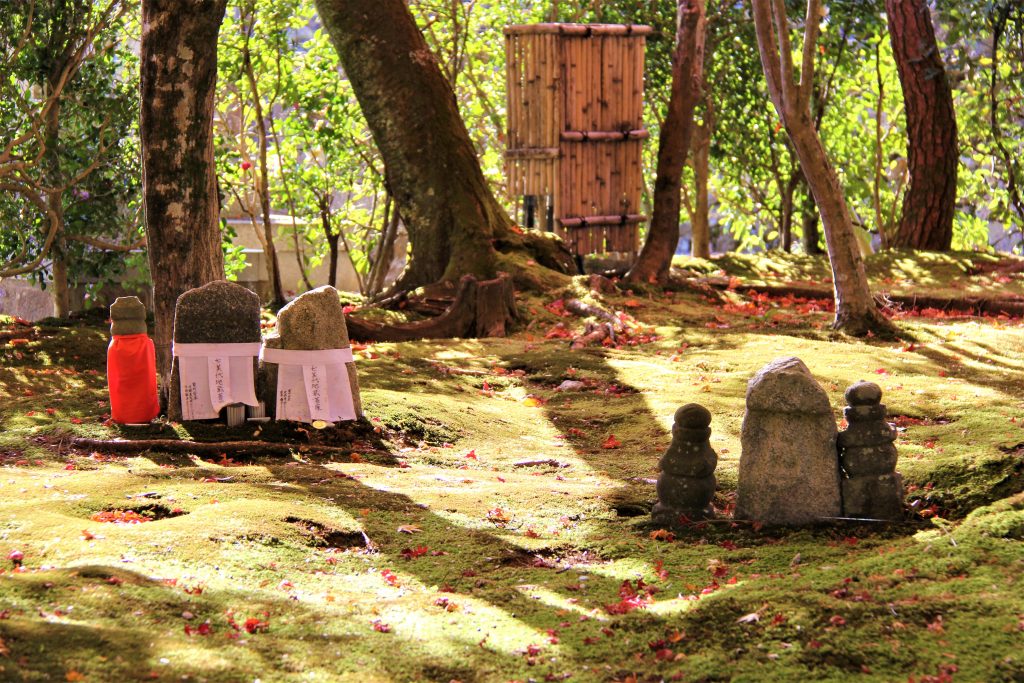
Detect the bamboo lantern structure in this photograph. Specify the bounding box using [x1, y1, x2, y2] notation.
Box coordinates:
[504, 23, 651, 257]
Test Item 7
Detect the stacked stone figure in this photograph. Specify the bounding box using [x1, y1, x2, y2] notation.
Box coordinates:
[736, 357, 841, 525]
[837, 381, 903, 520]
[260, 285, 362, 424]
[652, 403, 718, 525]
[169, 281, 262, 422]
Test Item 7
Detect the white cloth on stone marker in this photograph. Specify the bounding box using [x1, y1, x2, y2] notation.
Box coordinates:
[260, 347, 356, 423]
[172, 342, 261, 420]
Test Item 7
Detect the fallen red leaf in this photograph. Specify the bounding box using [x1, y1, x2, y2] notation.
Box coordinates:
[601, 434, 622, 449]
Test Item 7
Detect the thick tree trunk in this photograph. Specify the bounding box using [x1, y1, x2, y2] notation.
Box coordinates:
[314, 0, 515, 290]
[627, 0, 706, 284]
[885, 0, 958, 251]
[140, 0, 228, 388]
[752, 0, 893, 336]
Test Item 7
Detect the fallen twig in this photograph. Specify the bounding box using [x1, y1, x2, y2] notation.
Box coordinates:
[70, 437, 389, 461]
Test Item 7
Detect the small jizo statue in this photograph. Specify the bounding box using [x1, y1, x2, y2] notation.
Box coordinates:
[837, 381, 903, 520]
[652, 403, 718, 526]
[107, 296, 159, 425]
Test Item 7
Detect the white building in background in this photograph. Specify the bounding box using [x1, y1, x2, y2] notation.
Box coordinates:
[0, 214, 406, 321]
[225, 213, 362, 299]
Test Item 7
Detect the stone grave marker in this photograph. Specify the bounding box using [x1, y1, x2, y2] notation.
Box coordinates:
[736, 357, 840, 525]
[260, 285, 361, 423]
[838, 381, 903, 520]
[169, 281, 261, 422]
[652, 403, 718, 526]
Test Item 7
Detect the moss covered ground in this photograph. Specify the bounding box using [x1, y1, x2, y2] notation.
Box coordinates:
[1, 252, 1022, 682]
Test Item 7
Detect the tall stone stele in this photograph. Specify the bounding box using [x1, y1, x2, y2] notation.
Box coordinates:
[736, 357, 841, 525]
[168, 281, 262, 422]
[652, 403, 718, 526]
[837, 381, 903, 520]
[260, 286, 362, 422]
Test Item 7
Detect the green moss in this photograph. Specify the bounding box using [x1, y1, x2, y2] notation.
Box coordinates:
[1, 254, 1023, 681]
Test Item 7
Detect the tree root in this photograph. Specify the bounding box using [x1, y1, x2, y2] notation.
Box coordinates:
[560, 275, 626, 349]
[346, 273, 517, 342]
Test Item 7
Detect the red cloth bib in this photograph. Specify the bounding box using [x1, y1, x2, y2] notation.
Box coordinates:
[107, 333, 160, 424]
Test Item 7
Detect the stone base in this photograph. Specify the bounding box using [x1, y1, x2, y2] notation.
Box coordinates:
[651, 501, 715, 527]
[841, 473, 903, 520]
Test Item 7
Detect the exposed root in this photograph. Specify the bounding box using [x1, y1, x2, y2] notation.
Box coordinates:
[346, 273, 517, 342]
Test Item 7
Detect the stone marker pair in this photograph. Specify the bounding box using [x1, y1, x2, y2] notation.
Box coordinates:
[167, 280, 361, 425]
[653, 357, 903, 527]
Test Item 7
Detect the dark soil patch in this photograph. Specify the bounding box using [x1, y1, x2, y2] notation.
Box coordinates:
[285, 517, 370, 549]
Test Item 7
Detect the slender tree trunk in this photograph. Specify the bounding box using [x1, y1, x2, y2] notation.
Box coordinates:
[43, 98, 71, 318]
[241, 32, 286, 305]
[627, 0, 706, 283]
[885, 0, 958, 251]
[801, 184, 822, 255]
[779, 172, 801, 252]
[319, 197, 339, 289]
[691, 116, 712, 259]
[141, 0, 228, 387]
[752, 0, 892, 336]
[314, 0, 516, 290]
[367, 193, 401, 296]
[789, 124, 887, 332]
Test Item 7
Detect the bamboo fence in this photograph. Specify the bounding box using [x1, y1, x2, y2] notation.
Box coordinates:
[504, 23, 651, 256]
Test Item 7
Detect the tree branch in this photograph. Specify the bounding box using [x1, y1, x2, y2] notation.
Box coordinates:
[799, 0, 821, 110]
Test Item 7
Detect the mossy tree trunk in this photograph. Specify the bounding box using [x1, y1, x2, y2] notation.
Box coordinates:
[140, 0, 227, 388]
[314, 0, 519, 291]
[885, 0, 958, 251]
[752, 0, 893, 336]
[627, 0, 706, 284]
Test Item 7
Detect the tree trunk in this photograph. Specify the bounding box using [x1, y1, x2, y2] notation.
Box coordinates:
[367, 194, 401, 297]
[241, 32, 286, 306]
[885, 0, 958, 251]
[314, 0, 516, 290]
[626, 0, 706, 284]
[691, 117, 712, 259]
[751, 0, 892, 336]
[140, 0, 228, 388]
[50, 236, 71, 318]
[801, 185, 822, 255]
[788, 123, 888, 334]
[43, 72, 71, 318]
[779, 172, 800, 252]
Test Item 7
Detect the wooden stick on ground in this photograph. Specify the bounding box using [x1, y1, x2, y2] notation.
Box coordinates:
[71, 438, 390, 461]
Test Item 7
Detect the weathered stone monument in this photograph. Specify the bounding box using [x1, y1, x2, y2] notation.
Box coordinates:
[736, 357, 840, 525]
[837, 381, 903, 520]
[169, 281, 262, 422]
[260, 285, 361, 424]
[652, 403, 717, 526]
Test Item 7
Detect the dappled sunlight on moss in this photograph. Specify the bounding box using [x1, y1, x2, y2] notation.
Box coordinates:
[1, 256, 1023, 680]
